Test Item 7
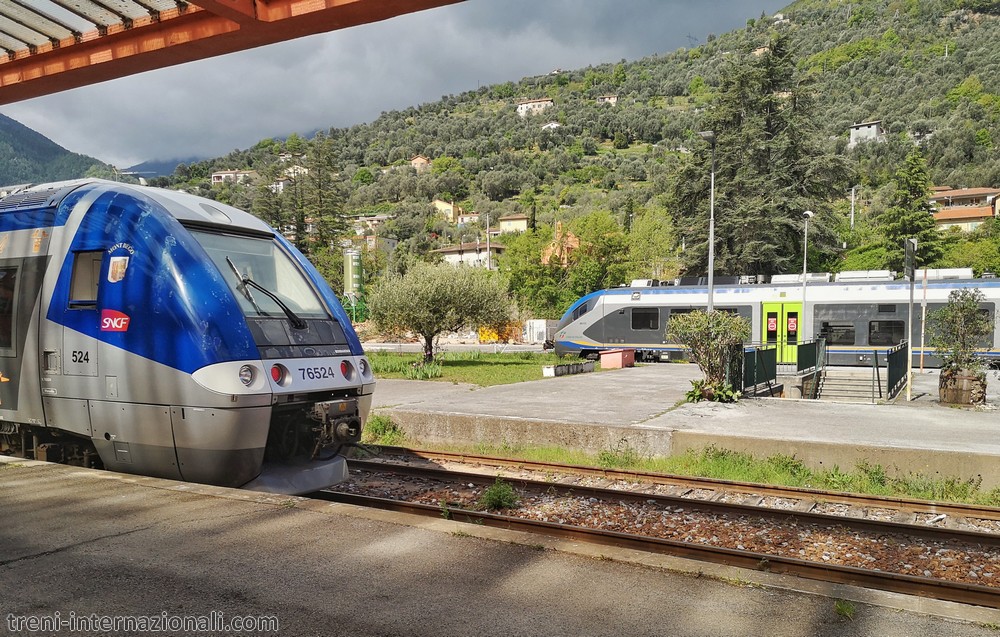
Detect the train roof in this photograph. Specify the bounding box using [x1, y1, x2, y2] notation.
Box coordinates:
[0, 179, 274, 235]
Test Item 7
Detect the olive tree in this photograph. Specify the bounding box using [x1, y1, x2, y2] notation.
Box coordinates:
[929, 288, 992, 373]
[928, 288, 993, 404]
[667, 310, 751, 401]
[368, 262, 513, 362]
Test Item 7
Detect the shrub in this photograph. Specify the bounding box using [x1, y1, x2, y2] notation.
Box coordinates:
[478, 478, 519, 511]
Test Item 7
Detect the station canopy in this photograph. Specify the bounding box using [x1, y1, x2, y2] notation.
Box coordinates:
[0, 0, 461, 104]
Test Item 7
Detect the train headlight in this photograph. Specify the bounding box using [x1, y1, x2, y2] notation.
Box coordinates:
[359, 358, 369, 376]
[340, 360, 350, 378]
[238, 365, 255, 386]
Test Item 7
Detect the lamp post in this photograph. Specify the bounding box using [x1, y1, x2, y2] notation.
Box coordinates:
[802, 210, 814, 338]
[698, 130, 716, 312]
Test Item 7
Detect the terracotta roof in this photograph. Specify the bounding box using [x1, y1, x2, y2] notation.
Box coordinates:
[930, 187, 1000, 200]
[933, 206, 995, 221]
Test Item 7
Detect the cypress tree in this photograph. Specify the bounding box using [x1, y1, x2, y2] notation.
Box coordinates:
[877, 148, 944, 270]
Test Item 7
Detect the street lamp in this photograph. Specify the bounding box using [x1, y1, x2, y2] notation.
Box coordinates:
[802, 210, 814, 337]
[698, 130, 716, 312]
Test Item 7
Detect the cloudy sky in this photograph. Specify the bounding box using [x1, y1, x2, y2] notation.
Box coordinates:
[1, 0, 788, 168]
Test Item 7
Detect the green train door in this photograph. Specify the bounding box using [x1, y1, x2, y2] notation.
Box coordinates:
[762, 302, 802, 364]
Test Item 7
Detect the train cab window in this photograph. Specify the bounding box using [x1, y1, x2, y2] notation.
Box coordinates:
[819, 322, 855, 346]
[868, 320, 904, 346]
[631, 308, 659, 331]
[69, 251, 102, 308]
[0, 267, 18, 351]
[189, 230, 329, 320]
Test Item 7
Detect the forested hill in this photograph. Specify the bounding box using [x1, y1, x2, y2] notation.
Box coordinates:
[149, 0, 1000, 316]
[0, 114, 105, 185]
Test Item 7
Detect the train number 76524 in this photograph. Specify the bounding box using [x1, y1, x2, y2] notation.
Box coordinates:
[299, 366, 336, 380]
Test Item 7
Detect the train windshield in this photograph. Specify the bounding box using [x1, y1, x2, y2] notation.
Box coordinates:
[190, 230, 330, 320]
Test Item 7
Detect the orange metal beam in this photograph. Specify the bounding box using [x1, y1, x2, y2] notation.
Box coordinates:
[0, 0, 464, 105]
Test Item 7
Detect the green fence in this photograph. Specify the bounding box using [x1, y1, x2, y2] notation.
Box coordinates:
[742, 345, 778, 395]
[886, 341, 908, 399]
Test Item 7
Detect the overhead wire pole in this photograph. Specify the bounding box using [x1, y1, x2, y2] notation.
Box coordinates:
[905, 238, 917, 401]
[699, 131, 716, 313]
[802, 211, 814, 338]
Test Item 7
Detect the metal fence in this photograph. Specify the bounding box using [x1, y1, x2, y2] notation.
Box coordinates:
[886, 341, 909, 400]
[742, 344, 778, 396]
[741, 339, 826, 398]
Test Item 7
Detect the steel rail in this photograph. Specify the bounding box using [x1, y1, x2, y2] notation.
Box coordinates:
[315, 490, 1000, 610]
[366, 446, 1000, 522]
[348, 460, 1000, 548]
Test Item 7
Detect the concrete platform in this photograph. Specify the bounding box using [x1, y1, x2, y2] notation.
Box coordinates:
[373, 364, 1000, 488]
[2, 457, 1000, 635]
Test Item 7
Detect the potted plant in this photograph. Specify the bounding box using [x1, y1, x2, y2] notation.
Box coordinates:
[928, 288, 992, 405]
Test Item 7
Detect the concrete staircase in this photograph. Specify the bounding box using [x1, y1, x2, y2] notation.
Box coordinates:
[817, 367, 882, 403]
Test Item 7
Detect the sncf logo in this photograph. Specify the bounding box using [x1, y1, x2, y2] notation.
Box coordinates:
[101, 309, 131, 332]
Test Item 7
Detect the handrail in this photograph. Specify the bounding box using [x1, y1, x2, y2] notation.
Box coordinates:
[871, 350, 883, 402]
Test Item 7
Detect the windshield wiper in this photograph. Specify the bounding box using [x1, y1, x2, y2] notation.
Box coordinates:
[226, 256, 264, 315]
[225, 256, 307, 330]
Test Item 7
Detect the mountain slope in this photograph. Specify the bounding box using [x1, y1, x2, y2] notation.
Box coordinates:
[0, 114, 105, 184]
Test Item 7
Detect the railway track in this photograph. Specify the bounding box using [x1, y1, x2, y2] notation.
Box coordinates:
[360, 447, 1000, 531]
[318, 447, 1000, 609]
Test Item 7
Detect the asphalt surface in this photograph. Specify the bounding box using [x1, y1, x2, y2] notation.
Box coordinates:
[5, 351, 1000, 635]
[2, 458, 999, 636]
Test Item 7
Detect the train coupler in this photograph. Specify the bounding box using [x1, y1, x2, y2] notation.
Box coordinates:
[309, 399, 363, 446]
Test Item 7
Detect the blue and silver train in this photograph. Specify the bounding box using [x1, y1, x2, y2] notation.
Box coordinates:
[554, 272, 1000, 366]
[0, 179, 374, 494]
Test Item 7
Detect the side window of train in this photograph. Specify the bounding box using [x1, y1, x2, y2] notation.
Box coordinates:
[820, 322, 856, 346]
[631, 307, 659, 331]
[69, 251, 103, 309]
[0, 266, 18, 352]
[572, 302, 590, 321]
[868, 320, 904, 346]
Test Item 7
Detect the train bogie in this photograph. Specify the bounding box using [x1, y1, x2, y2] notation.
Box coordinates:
[0, 180, 374, 494]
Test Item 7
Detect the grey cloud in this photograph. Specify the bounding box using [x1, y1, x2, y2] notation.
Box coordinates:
[0, 0, 786, 166]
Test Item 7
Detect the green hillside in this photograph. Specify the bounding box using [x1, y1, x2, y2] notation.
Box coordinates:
[0, 114, 106, 184]
[145, 0, 1000, 316]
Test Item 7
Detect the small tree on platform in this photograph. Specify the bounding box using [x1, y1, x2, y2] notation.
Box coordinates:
[928, 288, 992, 404]
[667, 310, 751, 402]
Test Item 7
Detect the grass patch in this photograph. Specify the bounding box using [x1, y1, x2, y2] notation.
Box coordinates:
[834, 599, 856, 621]
[412, 440, 1000, 507]
[361, 414, 406, 446]
[368, 350, 569, 386]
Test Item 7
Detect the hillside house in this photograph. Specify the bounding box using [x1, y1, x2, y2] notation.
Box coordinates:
[283, 165, 309, 179]
[432, 199, 463, 224]
[410, 155, 431, 173]
[848, 121, 886, 149]
[498, 213, 529, 234]
[269, 176, 292, 194]
[211, 169, 257, 185]
[516, 98, 554, 117]
[432, 241, 505, 268]
[541, 221, 580, 266]
[596, 95, 618, 105]
[930, 187, 1000, 232]
[456, 211, 480, 226]
[541, 121, 562, 130]
[351, 214, 394, 234]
